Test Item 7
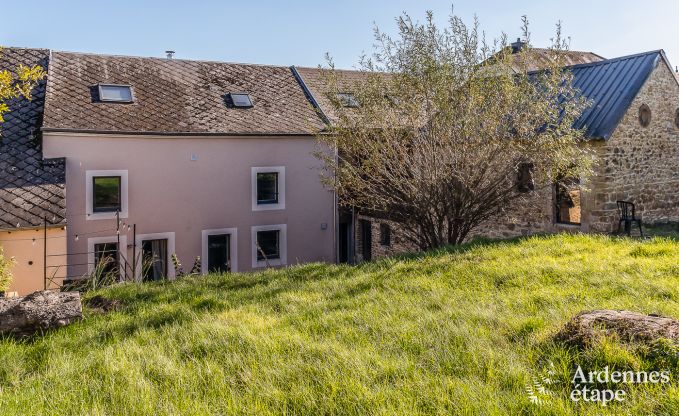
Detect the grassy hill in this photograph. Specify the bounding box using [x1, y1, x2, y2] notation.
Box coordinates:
[1, 234, 679, 415]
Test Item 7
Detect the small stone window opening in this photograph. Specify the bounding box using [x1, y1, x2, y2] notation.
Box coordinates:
[674, 108, 679, 129]
[638, 104, 651, 127]
[379, 223, 391, 246]
[516, 162, 535, 193]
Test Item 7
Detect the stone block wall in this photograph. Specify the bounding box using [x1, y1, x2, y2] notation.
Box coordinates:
[352, 61, 679, 261]
[354, 215, 415, 262]
[588, 61, 679, 232]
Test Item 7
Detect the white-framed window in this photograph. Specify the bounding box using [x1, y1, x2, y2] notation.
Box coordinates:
[86, 170, 129, 220]
[201, 228, 238, 274]
[251, 224, 287, 268]
[134, 232, 176, 281]
[87, 235, 128, 276]
[251, 166, 285, 211]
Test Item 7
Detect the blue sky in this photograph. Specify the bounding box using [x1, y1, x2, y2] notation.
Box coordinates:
[2, 0, 679, 69]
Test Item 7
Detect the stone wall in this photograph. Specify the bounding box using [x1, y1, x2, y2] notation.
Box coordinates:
[354, 215, 415, 262]
[469, 185, 555, 240]
[353, 60, 679, 261]
[588, 61, 679, 232]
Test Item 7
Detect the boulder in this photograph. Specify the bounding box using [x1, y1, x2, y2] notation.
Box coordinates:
[0, 291, 82, 336]
[556, 309, 679, 348]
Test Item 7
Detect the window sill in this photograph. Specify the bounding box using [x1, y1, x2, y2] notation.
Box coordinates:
[254, 258, 284, 268]
[252, 203, 285, 212]
[87, 211, 128, 221]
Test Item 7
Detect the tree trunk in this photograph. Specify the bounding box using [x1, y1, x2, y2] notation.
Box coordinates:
[0, 291, 82, 337]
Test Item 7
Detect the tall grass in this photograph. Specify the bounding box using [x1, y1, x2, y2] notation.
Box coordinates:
[1, 234, 678, 415]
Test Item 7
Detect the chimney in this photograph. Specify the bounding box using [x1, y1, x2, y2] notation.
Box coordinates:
[511, 38, 526, 54]
[165, 50, 175, 59]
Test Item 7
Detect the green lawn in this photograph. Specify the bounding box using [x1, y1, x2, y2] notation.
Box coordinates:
[1, 234, 679, 415]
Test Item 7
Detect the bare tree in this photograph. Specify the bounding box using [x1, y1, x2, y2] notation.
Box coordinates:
[315, 12, 594, 249]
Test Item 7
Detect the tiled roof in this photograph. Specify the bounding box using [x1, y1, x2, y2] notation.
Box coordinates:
[43, 52, 326, 135]
[0, 48, 65, 230]
[509, 48, 604, 72]
[293, 67, 376, 124]
[568, 50, 666, 139]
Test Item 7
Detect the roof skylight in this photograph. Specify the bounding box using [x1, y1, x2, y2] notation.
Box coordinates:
[98, 84, 134, 103]
[229, 93, 253, 108]
[336, 92, 359, 108]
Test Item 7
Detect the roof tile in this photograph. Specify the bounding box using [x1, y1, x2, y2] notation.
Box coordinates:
[43, 52, 326, 135]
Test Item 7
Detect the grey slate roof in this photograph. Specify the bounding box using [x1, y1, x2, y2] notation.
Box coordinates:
[42, 52, 326, 135]
[0, 48, 65, 230]
[567, 50, 668, 139]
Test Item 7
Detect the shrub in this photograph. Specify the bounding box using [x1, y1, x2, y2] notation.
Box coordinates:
[0, 248, 15, 293]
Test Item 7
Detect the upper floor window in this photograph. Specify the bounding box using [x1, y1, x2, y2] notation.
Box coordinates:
[98, 84, 134, 103]
[86, 170, 129, 220]
[93, 176, 121, 213]
[638, 104, 651, 127]
[257, 173, 279, 204]
[252, 166, 285, 211]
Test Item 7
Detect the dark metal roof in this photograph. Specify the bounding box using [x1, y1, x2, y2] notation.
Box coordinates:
[0, 48, 66, 230]
[567, 50, 665, 139]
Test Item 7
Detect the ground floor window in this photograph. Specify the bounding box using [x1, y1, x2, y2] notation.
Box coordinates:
[251, 224, 287, 268]
[142, 239, 168, 281]
[257, 230, 280, 261]
[379, 223, 391, 246]
[93, 242, 119, 279]
[208, 234, 231, 273]
[555, 177, 582, 225]
[360, 220, 372, 261]
[202, 228, 238, 274]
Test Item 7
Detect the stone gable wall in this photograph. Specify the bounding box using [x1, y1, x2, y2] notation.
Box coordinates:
[588, 61, 679, 232]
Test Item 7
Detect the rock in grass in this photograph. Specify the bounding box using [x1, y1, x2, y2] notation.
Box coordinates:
[0, 291, 82, 337]
[556, 310, 679, 348]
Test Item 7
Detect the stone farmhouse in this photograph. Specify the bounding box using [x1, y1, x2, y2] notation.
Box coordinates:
[298, 47, 679, 261]
[1, 45, 678, 294]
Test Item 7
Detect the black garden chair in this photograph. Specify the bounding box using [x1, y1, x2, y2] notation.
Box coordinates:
[616, 200, 643, 237]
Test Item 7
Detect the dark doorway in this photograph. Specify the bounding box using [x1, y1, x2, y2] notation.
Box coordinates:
[207, 234, 231, 273]
[339, 222, 350, 263]
[142, 239, 168, 281]
[359, 220, 372, 261]
[555, 177, 582, 225]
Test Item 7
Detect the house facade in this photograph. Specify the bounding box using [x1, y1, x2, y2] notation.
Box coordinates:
[2, 49, 336, 294]
[1, 46, 678, 294]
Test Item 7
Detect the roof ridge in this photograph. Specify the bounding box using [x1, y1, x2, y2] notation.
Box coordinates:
[563, 50, 663, 70]
[50, 49, 293, 69]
